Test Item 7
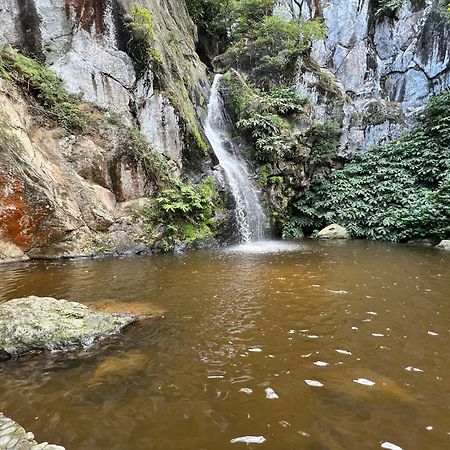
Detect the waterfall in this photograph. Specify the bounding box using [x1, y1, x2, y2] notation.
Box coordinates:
[205, 75, 266, 243]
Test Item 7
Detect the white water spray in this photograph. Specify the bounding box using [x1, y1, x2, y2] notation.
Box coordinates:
[204, 75, 266, 242]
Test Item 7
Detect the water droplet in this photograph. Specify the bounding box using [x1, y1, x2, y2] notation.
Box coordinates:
[367, 311, 378, 315]
[428, 331, 439, 336]
[426, 426, 433, 431]
[248, 348, 262, 352]
[372, 333, 385, 337]
[352, 327, 359, 330]
[307, 335, 319, 339]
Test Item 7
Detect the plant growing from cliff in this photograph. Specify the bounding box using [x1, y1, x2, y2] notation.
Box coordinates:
[0, 46, 86, 130]
[374, 0, 404, 18]
[141, 177, 221, 250]
[288, 91, 450, 242]
[126, 6, 163, 78]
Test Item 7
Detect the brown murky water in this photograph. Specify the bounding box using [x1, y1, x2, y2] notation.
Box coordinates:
[0, 240, 449, 450]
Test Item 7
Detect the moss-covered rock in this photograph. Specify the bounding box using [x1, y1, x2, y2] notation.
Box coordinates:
[0, 296, 137, 359]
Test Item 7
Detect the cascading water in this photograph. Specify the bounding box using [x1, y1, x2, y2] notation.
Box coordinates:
[205, 75, 266, 243]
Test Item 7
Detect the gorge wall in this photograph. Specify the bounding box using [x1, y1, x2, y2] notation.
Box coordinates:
[0, 0, 449, 261]
[279, 0, 450, 156]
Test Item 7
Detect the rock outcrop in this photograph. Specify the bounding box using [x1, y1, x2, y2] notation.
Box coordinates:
[436, 239, 450, 250]
[0, 0, 210, 170]
[317, 224, 350, 239]
[279, 0, 450, 157]
[0, 296, 136, 359]
[0, 413, 64, 449]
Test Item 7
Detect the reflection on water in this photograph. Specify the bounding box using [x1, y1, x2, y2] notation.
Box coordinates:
[0, 240, 449, 450]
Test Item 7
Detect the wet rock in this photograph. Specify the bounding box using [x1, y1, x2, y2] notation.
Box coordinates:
[317, 224, 350, 240]
[0, 296, 137, 359]
[0, 412, 64, 449]
[436, 240, 450, 250]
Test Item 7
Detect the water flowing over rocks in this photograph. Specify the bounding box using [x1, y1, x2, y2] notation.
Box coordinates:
[0, 296, 136, 359]
[0, 413, 64, 450]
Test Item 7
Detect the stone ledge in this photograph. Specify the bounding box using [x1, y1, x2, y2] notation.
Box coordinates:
[0, 413, 64, 449]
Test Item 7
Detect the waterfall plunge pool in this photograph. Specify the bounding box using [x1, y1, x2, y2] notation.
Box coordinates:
[0, 240, 449, 450]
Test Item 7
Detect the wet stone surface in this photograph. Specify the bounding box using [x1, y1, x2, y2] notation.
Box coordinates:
[0, 413, 64, 449]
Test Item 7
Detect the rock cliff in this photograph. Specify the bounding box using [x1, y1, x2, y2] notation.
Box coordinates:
[279, 0, 450, 156]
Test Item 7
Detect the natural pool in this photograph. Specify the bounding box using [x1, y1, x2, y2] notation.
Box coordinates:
[0, 240, 449, 450]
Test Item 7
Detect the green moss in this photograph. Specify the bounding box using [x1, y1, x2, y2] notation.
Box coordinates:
[0, 46, 86, 130]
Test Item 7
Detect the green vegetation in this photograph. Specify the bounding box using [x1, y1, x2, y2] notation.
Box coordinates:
[307, 120, 342, 173]
[288, 91, 450, 242]
[126, 6, 163, 77]
[0, 46, 86, 130]
[220, 15, 325, 89]
[223, 72, 307, 163]
[141, 177, 221, 250]
[375, 0, 404, 18]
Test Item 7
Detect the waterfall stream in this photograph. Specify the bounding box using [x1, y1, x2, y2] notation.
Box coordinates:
[205, 75, 266, 243]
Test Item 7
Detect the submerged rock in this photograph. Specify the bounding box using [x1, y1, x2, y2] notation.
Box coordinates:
[436, 240, 450, 250]
[0, 296, 137, 359]
[317, 224, 350, 240]
[0, 412, 64, 449]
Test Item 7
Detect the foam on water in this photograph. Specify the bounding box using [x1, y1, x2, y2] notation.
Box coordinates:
[225, 240, 301, 254]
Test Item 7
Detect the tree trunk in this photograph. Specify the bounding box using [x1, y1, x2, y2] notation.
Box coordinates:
[314, 0, 323, 18]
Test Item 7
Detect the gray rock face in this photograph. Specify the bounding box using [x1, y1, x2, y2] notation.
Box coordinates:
[317, 224, 350, 239]
[0, 413, 64, 450]
[436, 240, 450, 250]
[279, 0, 450, 156]
[0, 0, 209, 170]
[0, 296, 136, 359]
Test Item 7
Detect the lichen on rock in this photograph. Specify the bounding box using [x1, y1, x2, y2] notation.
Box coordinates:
[0, 296, 137, 359]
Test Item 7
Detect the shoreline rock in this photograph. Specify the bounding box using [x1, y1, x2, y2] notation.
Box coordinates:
[317, 224, 350, 240]
[0, 296, 137, 360]
[0, 412, 64, 449]
[436, 240, 450, 250]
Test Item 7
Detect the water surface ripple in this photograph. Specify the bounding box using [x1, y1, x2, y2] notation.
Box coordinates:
[0, 240, 449, 450]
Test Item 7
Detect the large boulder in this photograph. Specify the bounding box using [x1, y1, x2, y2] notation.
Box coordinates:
[0, 296, 137, 359]
[436, 240, 450, 250]
[317, 224, 350, 240]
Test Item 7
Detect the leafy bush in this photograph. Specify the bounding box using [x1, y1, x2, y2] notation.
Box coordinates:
[288, 91, 450, 242]
[221, 16, 325, 89]
[223, 72, 307, 163]
[141, 177, 220, 250]
[0, 46, 86, 130]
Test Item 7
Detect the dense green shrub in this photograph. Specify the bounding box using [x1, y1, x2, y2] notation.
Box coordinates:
[287, 91, 450, 242]
[223, 72, 307, 163]
[141, 177, 221, 250]
[0, 46, 86, 130]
